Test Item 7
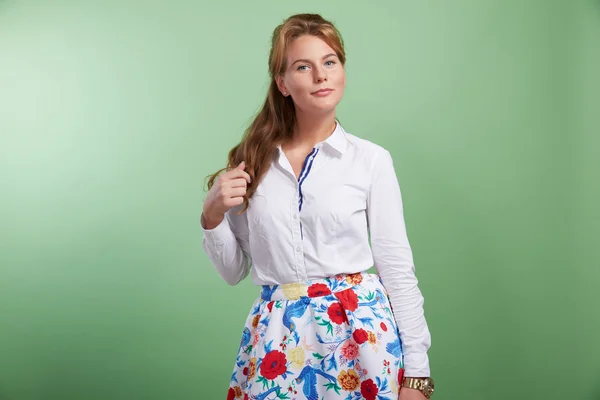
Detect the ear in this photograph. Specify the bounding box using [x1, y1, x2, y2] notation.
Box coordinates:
[275, 75, 289, 97]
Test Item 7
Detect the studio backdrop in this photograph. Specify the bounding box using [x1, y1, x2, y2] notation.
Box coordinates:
[1, 1, 598, 399]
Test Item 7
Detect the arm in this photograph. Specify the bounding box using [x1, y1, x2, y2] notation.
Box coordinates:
[201, 204, 251, 286]
[366, 149, 431, 377]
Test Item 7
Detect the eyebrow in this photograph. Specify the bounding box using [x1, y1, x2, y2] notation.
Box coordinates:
[291, 53, 337, 66]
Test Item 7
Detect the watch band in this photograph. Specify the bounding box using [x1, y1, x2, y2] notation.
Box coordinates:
[402, 377, 434, 398]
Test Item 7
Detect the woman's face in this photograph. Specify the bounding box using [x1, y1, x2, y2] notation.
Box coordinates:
[277, 35, 346, 115]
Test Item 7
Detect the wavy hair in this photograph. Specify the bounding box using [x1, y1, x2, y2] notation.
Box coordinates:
[205, 13, 346, 213]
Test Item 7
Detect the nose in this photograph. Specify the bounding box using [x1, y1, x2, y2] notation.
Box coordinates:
[314, 66, 328, 83]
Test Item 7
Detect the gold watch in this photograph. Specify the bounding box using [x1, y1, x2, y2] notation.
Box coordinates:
[402, 377, 435, 398]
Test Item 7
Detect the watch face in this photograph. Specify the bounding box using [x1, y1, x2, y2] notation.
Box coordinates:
[423, 378, 435, 395]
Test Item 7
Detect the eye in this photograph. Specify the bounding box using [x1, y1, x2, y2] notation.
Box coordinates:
[297, 65, 309, 71]
[325, 60, 336, 66]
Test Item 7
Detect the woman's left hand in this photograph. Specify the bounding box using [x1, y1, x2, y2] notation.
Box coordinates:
[398, 387, 428, 400]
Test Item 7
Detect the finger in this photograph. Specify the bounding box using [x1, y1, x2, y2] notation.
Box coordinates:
[227, 178, 248, 189]
[236, 161, 252, 183]
[225, 196, 245, 208]
[224, 187, 247, 198]
[226, 168, 252, 184]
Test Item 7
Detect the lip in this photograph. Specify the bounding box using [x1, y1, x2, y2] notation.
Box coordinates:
[312, 88, 334, 96]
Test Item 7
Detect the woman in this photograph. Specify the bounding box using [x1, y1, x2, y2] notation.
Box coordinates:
[201, 13, 434, 400]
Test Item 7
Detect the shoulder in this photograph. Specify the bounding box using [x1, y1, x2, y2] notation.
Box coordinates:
[340, 126, 394, 168]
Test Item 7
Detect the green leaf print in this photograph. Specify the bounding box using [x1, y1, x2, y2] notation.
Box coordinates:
[324, 382, 342, 395]
[275, 388, 290, 400]
[317, 318, 333, 335]
[257, 376, 270, 390]
[363, 290, 375, 301]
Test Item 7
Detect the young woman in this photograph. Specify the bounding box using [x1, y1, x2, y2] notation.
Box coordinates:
[201, 13, 434, 400]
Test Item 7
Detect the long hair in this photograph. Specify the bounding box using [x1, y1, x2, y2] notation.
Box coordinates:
[205, 13, 346, 213]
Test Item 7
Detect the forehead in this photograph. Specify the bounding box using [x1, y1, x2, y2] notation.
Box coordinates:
[286, 35, 336, 61]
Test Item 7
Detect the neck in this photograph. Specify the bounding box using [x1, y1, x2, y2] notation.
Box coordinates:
[289, 110, 337, 149]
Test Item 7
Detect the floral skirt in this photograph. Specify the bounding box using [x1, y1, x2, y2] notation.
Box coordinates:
[227, 272, 405, 400]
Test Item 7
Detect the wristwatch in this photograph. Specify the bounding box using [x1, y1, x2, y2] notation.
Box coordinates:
[402, 377, 435, 398]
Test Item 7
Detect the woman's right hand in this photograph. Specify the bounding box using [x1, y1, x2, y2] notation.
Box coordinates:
[201, 161, 252, 229]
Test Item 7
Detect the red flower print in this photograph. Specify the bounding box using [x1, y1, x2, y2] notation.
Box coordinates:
[267, 301, 274, 312]
[327, 302, 348, 325]
[243, 367, 248, 376]
[260, 350, 287, 380]
[307, 283, 332, 298]
[361, 378, 379, 400]
[227, 387, 235, 400]
[334, 288, 358, 312]
[398, 367, 404, 384]
[380, 322, 387, 331]
[340, 339, 359, 360]
[353, 328, 369, 344]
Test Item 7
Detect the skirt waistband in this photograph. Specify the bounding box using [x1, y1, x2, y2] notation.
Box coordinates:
[260, 272, 379, 301]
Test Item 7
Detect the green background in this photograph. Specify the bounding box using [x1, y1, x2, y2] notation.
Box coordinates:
[1, 1, 598, 399]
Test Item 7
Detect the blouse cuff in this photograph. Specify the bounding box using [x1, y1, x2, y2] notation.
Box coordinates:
[201, 213, 236, 251]
[402, 352, 431, 377]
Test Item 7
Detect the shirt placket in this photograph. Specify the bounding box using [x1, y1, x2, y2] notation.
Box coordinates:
[291, 146, 320, 281]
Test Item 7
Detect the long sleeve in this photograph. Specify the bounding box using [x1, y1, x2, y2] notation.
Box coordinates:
[366, 148, 431, 377]
[201, 204, 251, 286]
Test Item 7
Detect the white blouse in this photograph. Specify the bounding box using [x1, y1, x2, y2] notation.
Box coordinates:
[201, 122, 431, 377]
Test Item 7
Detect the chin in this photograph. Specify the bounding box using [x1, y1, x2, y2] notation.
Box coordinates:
[295, 95, 343, 115]
[309, 104, 339, 115]
[311, 98, 343, 113]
